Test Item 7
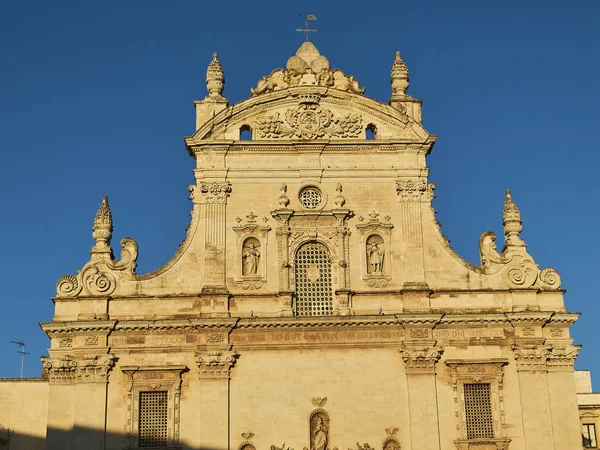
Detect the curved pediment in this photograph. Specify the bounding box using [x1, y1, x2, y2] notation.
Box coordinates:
[187, 86, 430, 144]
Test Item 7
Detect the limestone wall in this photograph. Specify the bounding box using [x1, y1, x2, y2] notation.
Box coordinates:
[0, 379, 48, 449]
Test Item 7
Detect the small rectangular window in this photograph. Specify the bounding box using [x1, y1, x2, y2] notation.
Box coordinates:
[464, 383, 494, 439]
[583, 423, 598, 448]
[139, 391, 168, 448]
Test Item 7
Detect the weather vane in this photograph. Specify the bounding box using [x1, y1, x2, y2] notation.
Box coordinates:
[296, 14, 317, 42]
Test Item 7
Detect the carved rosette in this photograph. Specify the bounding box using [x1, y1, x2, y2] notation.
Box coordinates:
[395, 180, 435, 202]
[196, 350, 239, 378]
[399, 346, 443, 374]
[255, 103, 363, 139]
[512, 345, 550, 372]
[200, 182, 232, 203]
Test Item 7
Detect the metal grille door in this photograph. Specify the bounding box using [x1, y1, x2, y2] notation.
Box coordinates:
[295, 242, 333, 316]
[139, 391, 168, 447]
[464, 383, 494, 439]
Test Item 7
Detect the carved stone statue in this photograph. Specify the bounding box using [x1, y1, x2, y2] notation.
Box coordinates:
[312, 416, 328, 450]
[368, 243, 384, 274]
[243, 240, 260, 275]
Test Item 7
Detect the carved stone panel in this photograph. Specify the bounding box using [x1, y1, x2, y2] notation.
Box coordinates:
[309, 409, 330, 450]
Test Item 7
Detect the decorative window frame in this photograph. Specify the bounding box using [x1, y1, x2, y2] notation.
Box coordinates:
[232, 214, 271, 288]
[297, 182, 328, 211]
[356, 212, 393, 287]
[445, 359, 510, 450]
[121, 365, 187, 449]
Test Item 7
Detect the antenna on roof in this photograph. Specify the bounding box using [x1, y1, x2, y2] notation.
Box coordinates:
[10, 341, 29, 379]
[296, 14, 318, 42]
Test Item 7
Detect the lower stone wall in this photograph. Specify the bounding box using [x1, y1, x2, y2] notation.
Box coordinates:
[0, 379, 48, 449]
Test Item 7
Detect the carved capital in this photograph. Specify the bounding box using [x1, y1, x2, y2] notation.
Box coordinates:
[546, 346, 580, 372]
[399, 345, 443, 374]
[512, 345, 550, 372]
[395, 179, 435, 202]
[43, 354, 116, 384]
[200, 182, 232, 203]
[196, 350, 239, 378]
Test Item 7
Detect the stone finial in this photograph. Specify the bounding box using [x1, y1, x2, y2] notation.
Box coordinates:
[390, 51, 409, 98]
[502, 189, 525, 249]
[206, 52, 225, 99]
[92, 195, 113, 254]
[278, 183, 290, 208]
[334, 183, 345, 208]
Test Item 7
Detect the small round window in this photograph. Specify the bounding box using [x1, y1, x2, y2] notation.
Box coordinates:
[299, 186, 322, 209]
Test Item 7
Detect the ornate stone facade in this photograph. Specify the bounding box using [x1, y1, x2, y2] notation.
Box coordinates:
[0, 41, 591, 450]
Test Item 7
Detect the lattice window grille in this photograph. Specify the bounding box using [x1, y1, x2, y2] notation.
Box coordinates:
[295, 242, 333, 316]
[299, 187, 322, 209]
[464, 383, 494, 439]
[139, 391, 168, 448]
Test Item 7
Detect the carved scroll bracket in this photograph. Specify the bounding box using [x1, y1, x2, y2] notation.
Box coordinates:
[395, 179, 435, 202]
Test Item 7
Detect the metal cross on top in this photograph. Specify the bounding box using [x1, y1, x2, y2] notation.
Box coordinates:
[296, 14, 318, 42]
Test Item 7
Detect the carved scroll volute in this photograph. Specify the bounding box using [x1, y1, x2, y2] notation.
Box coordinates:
[477, 191, 562, 291]
[56, 195, 139, 298]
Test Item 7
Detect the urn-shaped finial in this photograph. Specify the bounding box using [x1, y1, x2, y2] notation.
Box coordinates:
[278, 183, 290, 208]
[334, 183, 346, 208]
[502, 189, 525, 249]
[92, 195, 113, 254]
[390, 51, 409, 98]
[206, 52, 225, 98]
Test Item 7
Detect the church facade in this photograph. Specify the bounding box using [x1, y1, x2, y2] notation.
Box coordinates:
[0, 43, 593, 450]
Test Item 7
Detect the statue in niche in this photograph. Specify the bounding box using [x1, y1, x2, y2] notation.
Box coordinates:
[367, 235, 385, 274]
[242, 238, 261, 276]
[310, 411, 329, 450]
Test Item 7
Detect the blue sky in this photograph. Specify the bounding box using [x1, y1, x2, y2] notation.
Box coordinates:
[1, 1, 599, 382]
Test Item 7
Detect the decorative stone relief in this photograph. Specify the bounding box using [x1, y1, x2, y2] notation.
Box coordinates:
[56, 196, 138, 298]
[479, 190, 562, 290]
[356, 212, 393, 287]
[395, 180, 435, 202]
[200, 182, 232, 203]
[196, 349, 239, 378]
[399, 345, 442, 374]
[311, 397, 327, 407]
[239, 432, 256, 450]
[255, 102, 363, 139]
[383, 428, 401, 450]
[251, 42, 364, 97]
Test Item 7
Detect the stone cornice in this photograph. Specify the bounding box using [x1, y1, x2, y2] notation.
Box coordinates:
[236, 316, 399, 329]
[505, 312, 553, 326]
[40, 321, 117, 336]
